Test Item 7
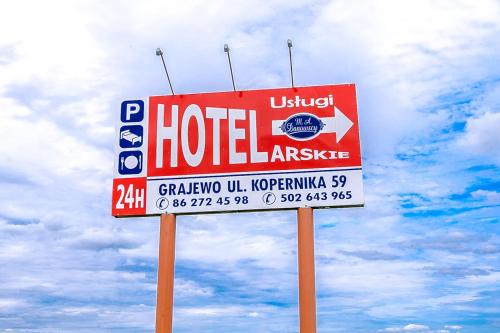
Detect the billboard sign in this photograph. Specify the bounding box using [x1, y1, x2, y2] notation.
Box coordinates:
[112, 84, 364, 216]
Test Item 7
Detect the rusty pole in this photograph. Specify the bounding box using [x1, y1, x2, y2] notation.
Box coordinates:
[297, 207, 317, 333]
[155, 213, 176, 333]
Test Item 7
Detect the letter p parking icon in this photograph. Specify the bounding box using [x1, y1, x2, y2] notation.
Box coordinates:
[121, 100, 144, 122]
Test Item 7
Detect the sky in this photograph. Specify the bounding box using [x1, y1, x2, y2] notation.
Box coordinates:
[0, 0, 499, 332]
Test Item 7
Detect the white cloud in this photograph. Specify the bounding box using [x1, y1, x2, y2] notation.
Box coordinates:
[176, 212, 295, 270]
[0, 0, 109, 96]
[68, 227, 140, 250]
[305, 0, 500, 161]
[457, 112, 500, 163]
[177, 306, 243, 317]
[0, 98, 112, 191]
[175, 278, 213, 297]
[0, 298, 27, 310]
[456, 271, 500, 286]
[383, 324, 430, 332]
[471, 190, 500, 204]
[60, 306, 99, 315]
[0, 243, 31, 259]
[319, 260, 429, 297]
[404, 324, 430, 331]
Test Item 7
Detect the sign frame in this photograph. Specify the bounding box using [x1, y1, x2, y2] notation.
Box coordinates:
[112, 84, 364, 217]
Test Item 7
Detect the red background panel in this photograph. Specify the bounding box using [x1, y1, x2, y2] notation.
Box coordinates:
[111, 177, 147, 217]
[147, 84, 361, 177]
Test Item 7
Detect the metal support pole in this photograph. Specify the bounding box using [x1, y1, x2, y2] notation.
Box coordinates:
[297, 207, 317, 333]
[155, 213, 176, 333]
[156, 48, 175, 95]
[224, 44, 236, 91]
[287, 39, 295, 88]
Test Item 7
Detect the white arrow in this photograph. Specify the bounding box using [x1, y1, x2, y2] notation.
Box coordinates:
[271, 106, 354, 143]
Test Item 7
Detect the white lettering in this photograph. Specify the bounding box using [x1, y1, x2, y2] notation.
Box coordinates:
[314, 150, 328, 160]
[270, 145, 285, 162]
[155, 105, 348, 169]
[339, 151, 349, 159]
[269, 146, 348, 162]
[156, 104, 178, 168]
[270, 96, 286, 108]
[135, 188, 144, 208]
[181, 104, 205, 167]
[206, 107, 227, 165]
[249, 110, 268, 163]
[285, 146, 300, 161]
[270, 94, 334, 109]
[228, 109, 246, 164]
[300, 148, 313, 161]
[125, 102, 141, 120]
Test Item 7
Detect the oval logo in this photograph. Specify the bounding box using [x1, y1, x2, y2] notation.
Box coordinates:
[279, 113, 325, 141]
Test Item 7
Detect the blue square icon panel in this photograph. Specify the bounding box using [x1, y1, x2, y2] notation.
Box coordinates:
[120, 125, 143, 148]
[118, 151, 143, 175]
[121, 100, 144, 122]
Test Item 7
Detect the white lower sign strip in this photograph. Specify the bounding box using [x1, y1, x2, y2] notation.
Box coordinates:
[146, 168, 364, 215]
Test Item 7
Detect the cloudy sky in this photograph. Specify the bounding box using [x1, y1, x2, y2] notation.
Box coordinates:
[0, 0, 499, 332]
